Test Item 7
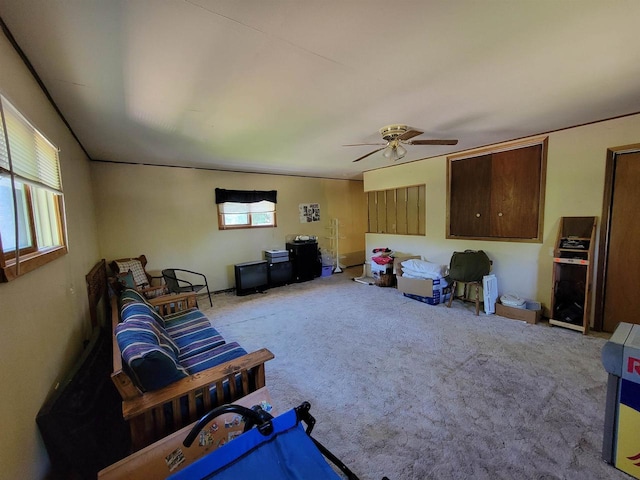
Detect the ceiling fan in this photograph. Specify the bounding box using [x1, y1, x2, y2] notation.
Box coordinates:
[345, 124, 458, 162]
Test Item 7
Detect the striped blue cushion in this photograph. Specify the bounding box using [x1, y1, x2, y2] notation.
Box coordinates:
[172, 324, 225, 361]
[163, 307, 199, 322]
[115, 319, 187, 391]
[164, 309, 225, 360]
[121, 300, 166, 328]
[116, 318, 180, 357]
[164, 308, 207, 325]
[181, 342, 248, 375]
[119, 288, 151, 307]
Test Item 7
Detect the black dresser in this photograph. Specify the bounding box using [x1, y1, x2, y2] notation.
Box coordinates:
[286, 241, 321, 282]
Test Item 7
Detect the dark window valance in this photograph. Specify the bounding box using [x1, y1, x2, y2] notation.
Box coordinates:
[215, 188, 277, 204]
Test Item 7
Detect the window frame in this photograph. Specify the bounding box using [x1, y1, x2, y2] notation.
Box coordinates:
[217, 201, 277, 230]
[215, 188, 278, 231]
[2, 180, 37, 259]
[0, 95, 67, 282]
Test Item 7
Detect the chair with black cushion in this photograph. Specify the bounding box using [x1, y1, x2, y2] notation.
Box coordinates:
[162, 268, 213, 307]
[445, 250, 492, 316]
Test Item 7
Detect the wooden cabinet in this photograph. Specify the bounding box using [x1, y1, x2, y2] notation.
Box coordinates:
[367, 185, 425, 235]
[549, 216, 597, 334]
[447, 138, 546, 241]
[449, 154, 492, 237]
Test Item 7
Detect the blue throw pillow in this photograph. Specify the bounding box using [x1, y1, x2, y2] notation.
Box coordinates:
[128, 350, 188, 391]
[117, 270, 136, 289]
[115, 319, 187, 391]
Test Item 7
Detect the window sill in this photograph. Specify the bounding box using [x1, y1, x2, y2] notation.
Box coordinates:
[219, 224, 276, 230]
[1, 246, 67, 282]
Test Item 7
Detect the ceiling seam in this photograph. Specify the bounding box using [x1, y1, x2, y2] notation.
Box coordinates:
[0, 15, 93, 161]
[90, 158, 362, 182]
[184, 0, 347, 68]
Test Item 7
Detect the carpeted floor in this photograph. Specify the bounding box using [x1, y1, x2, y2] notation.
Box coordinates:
[199, 268, 626, 480]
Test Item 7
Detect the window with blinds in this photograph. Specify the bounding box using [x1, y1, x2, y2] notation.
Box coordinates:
[215, 188, 277, 230]
[0, 95, 67, 282]
[218, 201, 276, 228]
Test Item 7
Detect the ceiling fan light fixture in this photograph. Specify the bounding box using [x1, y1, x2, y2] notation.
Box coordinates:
[347, 124, 458, 163]
[382, 145, 394, 160]
[382, 143, 406, 161]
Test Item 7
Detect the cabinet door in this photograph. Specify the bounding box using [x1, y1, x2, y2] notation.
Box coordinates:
[449, 154, 492, 237]
[490, 144, 542, 238]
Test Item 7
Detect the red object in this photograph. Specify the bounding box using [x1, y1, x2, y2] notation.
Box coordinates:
[372, 256, 393, 265]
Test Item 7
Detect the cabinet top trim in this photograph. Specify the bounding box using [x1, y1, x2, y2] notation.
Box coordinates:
[447, 135, 548, 162]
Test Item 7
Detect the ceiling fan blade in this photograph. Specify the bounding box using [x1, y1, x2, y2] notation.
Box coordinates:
[352, 146, 386, 162]
[398, 129, 424, 141]
[408, 139, 459, 145]
[343, 143, 387, 146]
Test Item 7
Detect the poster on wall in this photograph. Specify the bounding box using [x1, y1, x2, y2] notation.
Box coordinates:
[299, 203, 320, 223]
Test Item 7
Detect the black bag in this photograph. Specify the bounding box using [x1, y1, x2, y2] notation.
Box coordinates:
[445, 250, 491, 283]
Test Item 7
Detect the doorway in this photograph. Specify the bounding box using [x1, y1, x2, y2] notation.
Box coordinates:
[595, 145, 640, 332]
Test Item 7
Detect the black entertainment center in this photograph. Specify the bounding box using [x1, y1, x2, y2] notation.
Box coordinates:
[234, 240, 321, 296]
[286, 240, 322, 282]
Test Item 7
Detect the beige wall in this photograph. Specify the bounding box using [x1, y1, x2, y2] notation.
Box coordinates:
[91, 163, 366, 291]
[0, 34, 100, 478]
[364, 113, 640, 322]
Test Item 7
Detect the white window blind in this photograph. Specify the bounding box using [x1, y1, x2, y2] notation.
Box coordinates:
[0, 96, 61, 192]
[218, 200, 275, 214]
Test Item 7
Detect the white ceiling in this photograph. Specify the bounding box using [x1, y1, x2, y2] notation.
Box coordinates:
[1, 1, 640, 180]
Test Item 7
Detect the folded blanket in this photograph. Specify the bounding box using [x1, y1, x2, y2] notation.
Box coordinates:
[401, 259, 447, 277]
[401, 270, 449, 288]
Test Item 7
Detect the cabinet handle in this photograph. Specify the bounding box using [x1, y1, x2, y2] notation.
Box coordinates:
[498, 212, 503, 217]
[475, 213, 481, 218]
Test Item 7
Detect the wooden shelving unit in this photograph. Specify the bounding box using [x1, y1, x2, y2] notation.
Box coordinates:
[326, 218, 345, 273]
[549, 216, 597, 334]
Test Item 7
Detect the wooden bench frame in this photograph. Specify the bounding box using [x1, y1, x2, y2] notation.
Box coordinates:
[87, 259, 274, 452]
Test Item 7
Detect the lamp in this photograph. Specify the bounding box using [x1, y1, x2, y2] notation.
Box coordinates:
[382, 141, 407, 161]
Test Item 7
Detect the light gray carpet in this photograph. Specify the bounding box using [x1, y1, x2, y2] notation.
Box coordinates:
[200, 268, 625, 480]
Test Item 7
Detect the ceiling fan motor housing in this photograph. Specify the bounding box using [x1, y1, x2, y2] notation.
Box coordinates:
[379, 124, 408, 141]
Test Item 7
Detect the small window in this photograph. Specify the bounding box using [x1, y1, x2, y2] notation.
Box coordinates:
[218, 200, 276, 229]
[0, 95, 67, 282]
[215, 188, 277, 230]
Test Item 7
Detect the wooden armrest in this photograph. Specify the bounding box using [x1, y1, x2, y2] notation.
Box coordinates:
[148, 292, 197, 315]
[137, 284, 167, 293]
[148, 291, 196, 307]
[122, 348, 275, 420]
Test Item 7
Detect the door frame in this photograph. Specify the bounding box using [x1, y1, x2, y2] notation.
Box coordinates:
[594, 143, 640, 331]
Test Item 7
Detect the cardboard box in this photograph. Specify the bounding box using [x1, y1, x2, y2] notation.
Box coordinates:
[397, 275, 435, 297]
[370, 262, 393, 275]
[495, 300, 542, 324]
[396, 258, 437, 298]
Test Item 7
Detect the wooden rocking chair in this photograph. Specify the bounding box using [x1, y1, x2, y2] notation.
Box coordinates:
[110, 254, 167, 299]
